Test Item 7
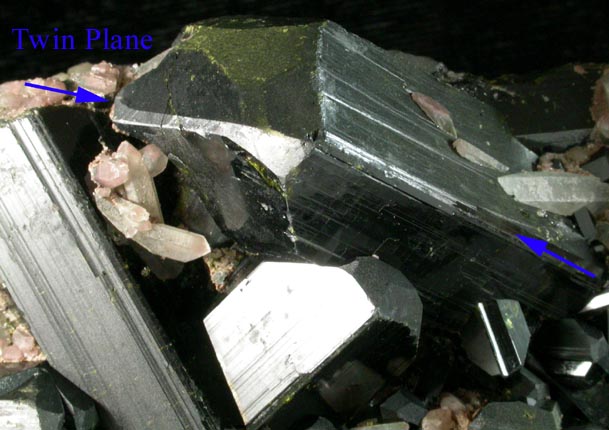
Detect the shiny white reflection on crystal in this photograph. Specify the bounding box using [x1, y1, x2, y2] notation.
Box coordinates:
[111, 105, 308, 182]
[553, 360, 593, 377]
[478, 303, 509, 377]
[0, 401, 41, 429]
[204, 262, 375, 424]
[581, 291, 609, 312]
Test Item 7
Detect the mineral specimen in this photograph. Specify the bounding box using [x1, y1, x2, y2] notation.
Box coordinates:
[462, 300, 531, 377]
[533, 319, 609, 387]
[112, 17, 601, 330]
[0, 284, 45, 368]
[0, 77, 66, 119]
[0, 366, 65, 430]
[90, 143, 211, 263]
[506, 368, 550, 407]
[204, 257, 422, 428]
[582, 151, 609, 181]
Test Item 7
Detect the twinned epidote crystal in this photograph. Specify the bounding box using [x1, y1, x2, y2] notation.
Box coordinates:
[112, 17, 602, 330]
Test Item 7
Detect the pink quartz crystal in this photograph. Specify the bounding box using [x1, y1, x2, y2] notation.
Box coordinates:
[134, 224, 211, 263]
[421, 408, 455, 430]
[89, 153, 130, 188]
[411, 92, 458, 137]
[95, 194, 153, 238]
[0, 77, 67, 119]
[12, 326, 36, 353]
[140, 144, 169, 177]
[68, 61, 122, 96]
[117, 141, 164, 223]
[90, 142, 212, 263]
[2, 345, 24, 362]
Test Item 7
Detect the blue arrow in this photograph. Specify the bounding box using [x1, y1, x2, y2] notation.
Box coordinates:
[23, 82, 108, 103]
[516, 234, 596, 278]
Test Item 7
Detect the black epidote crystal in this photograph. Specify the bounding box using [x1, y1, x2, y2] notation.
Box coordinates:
[506, 368, 550, 407]
[380, 388, 427, 425]
[48, 367, 99, 430]
[533, 319, 609, 387]
[112, 17, 602, 329]
[462, 300, 531, 377]
[0, 366, 64, 430]
[469, 401, 561, 430]
[204, 257, 422, 429]
[574, 208, 596, 242]
[582, 152, 609, 182]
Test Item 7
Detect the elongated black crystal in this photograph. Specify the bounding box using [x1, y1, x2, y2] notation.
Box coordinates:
[112, 17, 602, 328]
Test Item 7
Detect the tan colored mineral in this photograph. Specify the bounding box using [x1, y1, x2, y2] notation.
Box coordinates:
[411, 92, 457, 137]
[116, 141, 164, 223]
[90, 142, 211, 263]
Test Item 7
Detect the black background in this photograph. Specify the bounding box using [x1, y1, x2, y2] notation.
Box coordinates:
[1, 0, 609, 82]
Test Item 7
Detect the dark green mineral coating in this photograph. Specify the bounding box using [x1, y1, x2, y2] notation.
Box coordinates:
[112, 17, 602, 327]
[121, 17, 322, 137]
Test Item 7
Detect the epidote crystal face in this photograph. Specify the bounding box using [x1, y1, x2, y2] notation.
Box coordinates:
[204, 257, 421, 428]
[462, 300, 531, 377]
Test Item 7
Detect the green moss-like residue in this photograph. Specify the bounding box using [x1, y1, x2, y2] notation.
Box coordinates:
[247, 156, 284, 194]
[177, 20, 316, 87]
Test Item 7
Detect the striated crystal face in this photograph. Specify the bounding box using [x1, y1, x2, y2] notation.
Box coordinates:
[3, 15, 609, 430]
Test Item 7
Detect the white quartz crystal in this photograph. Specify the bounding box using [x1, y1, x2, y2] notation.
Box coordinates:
[498, 171, 609, 216]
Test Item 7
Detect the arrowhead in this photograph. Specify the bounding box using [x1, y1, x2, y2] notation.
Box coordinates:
[74, 87, 109, 103]
[516, 234, 547, 256]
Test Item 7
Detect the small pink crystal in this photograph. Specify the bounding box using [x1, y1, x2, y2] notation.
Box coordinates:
[134, 224, 211, 263]
[117, 141, 164, 223]
[140, 144, 169, 177]
[95, 194, 152, 239]
[421, 408, 455, 430]
[89, 153, 129, 188]
[68, 61, 121, 96]
[0, 77, 67, 119]
[2, 344, 24, 362]
[411, 92, 457, 137]
[12, 326, 35, 353]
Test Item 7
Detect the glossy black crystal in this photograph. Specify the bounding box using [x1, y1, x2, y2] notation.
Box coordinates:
[112, 17, 602, 329]
[462, 300, 531, 377]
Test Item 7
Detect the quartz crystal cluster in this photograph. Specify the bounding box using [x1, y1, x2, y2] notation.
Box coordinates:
[1, 15, 609, 430]
[0, 284, 44, 368]
[89, 141, 211, 263]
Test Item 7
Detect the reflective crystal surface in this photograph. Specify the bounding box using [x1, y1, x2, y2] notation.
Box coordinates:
[462, 300, 531, 377]
[204, 257, 422, 428]
[112, 17, 601, 330]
